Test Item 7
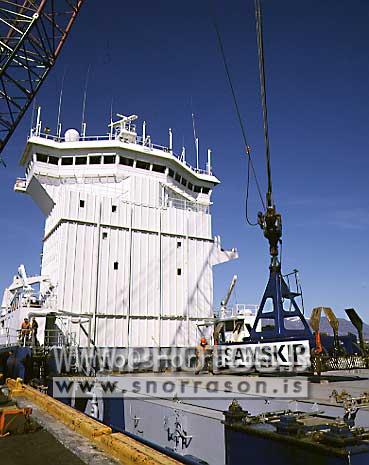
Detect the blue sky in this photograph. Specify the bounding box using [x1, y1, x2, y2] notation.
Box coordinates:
[1, 0, 369, 321]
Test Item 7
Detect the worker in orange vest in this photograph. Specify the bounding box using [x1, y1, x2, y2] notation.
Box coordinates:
[20, 318, 31, 345]
[195, 337, 210, 375]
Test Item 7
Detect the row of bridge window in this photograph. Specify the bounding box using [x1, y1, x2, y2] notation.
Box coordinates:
[35, 153, 211, 194]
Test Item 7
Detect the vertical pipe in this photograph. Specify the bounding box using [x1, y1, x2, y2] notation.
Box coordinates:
[169, 128, 173, 153]
[36, 106, 41, 135]
[207, 148, 212, 174]
[142, 121, 146, 145]
[93, 200, 102, 346]
[195, 138, 199, 171]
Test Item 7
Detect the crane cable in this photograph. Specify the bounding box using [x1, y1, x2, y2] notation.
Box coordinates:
[255, 0, 272, 206]
[211, 5, 266, 226]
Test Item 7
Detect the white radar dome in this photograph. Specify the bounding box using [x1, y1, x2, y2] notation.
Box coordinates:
[64, 128, 80, 142]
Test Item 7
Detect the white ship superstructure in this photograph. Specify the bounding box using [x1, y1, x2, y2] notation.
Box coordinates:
[3, 113, 237, 348]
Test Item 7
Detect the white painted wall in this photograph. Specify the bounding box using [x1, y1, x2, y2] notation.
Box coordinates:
[21, 139, 237, 347]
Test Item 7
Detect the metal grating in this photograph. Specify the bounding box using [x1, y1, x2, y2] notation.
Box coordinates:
[0, 0, 85, 159]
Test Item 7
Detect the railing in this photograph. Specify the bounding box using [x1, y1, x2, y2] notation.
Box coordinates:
[0, 327, 19, 347]
[219, 304, 259, 319]
[44, 329, 77, 348]
[29, 129, 213, 176]
[164, 196, 210, 214]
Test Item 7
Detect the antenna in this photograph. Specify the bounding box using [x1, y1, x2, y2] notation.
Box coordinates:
[109, 98, 114, 139]
[192, 112, 199, 170]
[142, 121, 146, 145]
[207, 148, 212, 175]
[36, 106, 42, 136]
[56, 68, 67, 140]
[30, 98, 36, 137]
[169, 128, 173, 153]
[81, 64, 91, 138]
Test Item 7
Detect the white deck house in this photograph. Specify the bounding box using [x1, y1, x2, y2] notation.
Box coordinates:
[6, 113, 237, 348]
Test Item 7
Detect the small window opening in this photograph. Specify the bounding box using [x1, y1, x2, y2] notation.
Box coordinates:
[136, 160, 150, 170]
[112, 205, 117, 212]
[177, 241, 182, 248]
[188, 182, 193, 190]
[79, 200, 85, 208]
[119, 156, 134, 166]
[175, 173, 181, 183]
[36, 153, 48, 163]
[102, 232, 108, 239]
[114, 262, 119, 270]
[168, 168, 174, 178]
[75, 156, 87, 165]
[61, 157, 73, 165]
[48, 156, 59, 165]
[177, 268, 182, 276]
[181, 178, 187, 187]
[104, 155, 115, 164]
[89, 155, 101, 164]
[152, 164, 166, 173]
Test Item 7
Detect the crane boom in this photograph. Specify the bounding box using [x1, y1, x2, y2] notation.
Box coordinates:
[0, 0, 85, 160]
[220, 275, 237, 318]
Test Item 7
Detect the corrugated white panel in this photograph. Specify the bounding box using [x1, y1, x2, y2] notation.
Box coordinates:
[161, 234, 184, 318]
[130, 231, 160, 317]
[59, 222, 98, 314]
[129, 318, 160, 347]
[132, 204, 159, 232]
[161, 208, 185, 236]
[97, 228, 130, 316]
[95, 316, 128, 347]
[160, 319, 188, 347]
[187, 239, 213, 320]
[187, 210, 212, 239]
[101, 197, 131, 229]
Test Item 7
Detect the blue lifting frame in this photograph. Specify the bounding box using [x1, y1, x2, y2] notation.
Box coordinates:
[249, 270, 313, 342]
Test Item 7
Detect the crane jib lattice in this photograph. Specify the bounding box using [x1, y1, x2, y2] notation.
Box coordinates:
[0, 0, 85, 158]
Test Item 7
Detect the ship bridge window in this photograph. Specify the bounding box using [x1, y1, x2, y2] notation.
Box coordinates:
[202, 187, 210, 194]
[175, 173, 181, 183]
[36, 153, 48, 163]
[75, 156, 87, 165]
[193, 185, 201, 193]
[89, 155, 101, 164]
[104, 155, 115, 164]
[181, 178, 187, 187]
[119, 156, 134, 166]
[168, 168, 174, 178]
[188, 182, 193, 191]
[152, 164, 166, 173]
[136, 160, 150, 170]
[48, 156, 59, 165]
[61, 157, 73, 165]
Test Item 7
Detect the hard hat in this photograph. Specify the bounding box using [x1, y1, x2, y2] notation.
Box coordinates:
[200, 337, 207, 344]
